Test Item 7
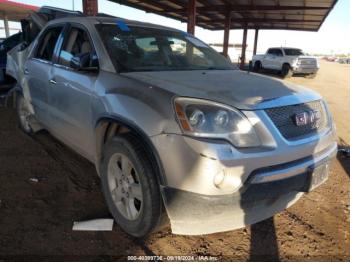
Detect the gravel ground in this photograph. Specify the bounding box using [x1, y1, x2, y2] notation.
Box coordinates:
[0, 60, 349, 261]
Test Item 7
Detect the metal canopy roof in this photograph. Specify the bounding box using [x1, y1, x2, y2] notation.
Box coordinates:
[109, 0, 338, 31]
[0, 0, 38, 21]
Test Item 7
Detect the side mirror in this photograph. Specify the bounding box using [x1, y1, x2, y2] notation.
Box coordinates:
[70, 55, 84, 70]
[70, 52, 99, 72]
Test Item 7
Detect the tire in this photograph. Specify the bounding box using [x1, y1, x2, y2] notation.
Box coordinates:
[16, 93, 33, 134]
[100, 134, 162, 237]
[281, 64, 293, 78]
[253, 61, 261, 72]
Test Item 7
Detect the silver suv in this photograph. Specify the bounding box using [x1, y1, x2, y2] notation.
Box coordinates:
[12, 16, 337, 237]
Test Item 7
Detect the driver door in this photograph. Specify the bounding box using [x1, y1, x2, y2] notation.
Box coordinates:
[272, 48, 284, 69]
[263, 48, 277, 69]
[48, 24, 99, 160]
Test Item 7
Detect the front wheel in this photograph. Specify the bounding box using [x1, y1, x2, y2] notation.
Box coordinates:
[281, 64, 293, 78]
[253, 61, 262, 72]
[100, 134, 162, 237]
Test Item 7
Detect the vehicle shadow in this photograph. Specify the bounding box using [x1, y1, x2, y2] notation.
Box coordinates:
[239, 99, 319, 260]
[249, 217, 279, 261]
[241, 166, 315, 260]
[337, 137, 350, 178]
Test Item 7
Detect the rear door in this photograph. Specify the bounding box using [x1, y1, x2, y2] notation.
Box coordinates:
[23, 25, 65, 125]
[48, 24, 99, 160]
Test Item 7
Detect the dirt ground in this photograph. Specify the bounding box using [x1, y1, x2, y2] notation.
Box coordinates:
[0, 60, 349, 261]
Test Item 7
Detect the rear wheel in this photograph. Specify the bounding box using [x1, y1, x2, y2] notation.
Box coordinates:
[100, 134, 162, 237]
[253, 61, 262, 72]
[281, 64, 293, 78]
[16, 93, 33, 134]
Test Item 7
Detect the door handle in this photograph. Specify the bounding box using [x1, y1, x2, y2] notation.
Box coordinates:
[24, 68, 29, 75]
[49, 79, 57, 85]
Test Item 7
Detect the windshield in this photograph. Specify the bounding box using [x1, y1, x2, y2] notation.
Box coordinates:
[95, 24, 236, 72]
[284, 48, 305, 56]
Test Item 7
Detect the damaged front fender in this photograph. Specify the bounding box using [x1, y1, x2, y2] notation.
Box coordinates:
[6, 44, 35, 114]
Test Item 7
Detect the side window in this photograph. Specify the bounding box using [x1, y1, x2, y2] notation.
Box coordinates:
[267, 49, 274, 55]
[275, 49, 283, 56]
[35, 26, 63, 61]
[58, 27, 94, 67]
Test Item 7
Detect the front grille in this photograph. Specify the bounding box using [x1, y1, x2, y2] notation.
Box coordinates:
[265, 100, 329, 140]
[299, 59, 317, 66]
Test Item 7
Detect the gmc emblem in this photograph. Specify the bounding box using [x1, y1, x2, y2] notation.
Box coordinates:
[294, 110, 321, 128]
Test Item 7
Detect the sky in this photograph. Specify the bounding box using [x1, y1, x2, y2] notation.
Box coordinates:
[4, 0, 350, 56]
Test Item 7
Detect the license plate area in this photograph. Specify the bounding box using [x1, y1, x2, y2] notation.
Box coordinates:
[304, 161, 330, 192]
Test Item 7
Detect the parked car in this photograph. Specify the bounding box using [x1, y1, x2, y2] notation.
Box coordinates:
[8, 13, 337, 237]
[323, 56, 338, 62]
[338, 58, 350, 64]
[252, 47, 319, 78]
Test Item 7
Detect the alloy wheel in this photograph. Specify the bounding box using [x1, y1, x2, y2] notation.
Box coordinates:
[107, 153, 143, 221]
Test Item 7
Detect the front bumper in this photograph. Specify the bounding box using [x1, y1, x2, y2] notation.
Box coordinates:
[160, 142, 336, 235]
[151, 108, 336, 234]
[292, 65, 319, 74]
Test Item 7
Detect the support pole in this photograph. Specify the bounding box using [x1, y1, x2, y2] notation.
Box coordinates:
[253, 29, 259, 55]
[240, 27, 248, 70]
[4, 15, 9, 38]
[223, 13, 231, 58]
[82, 0, 98, 16]
[187, 0, 196, 35]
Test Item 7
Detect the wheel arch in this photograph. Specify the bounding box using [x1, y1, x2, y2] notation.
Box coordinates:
[253, 60, 262, 70]
[254, 60, 261, 65]
[282, 62, 291, 68]
[94, 115, 167, 186]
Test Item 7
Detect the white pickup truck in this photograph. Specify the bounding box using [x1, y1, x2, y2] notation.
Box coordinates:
[251, 47, 319, 78]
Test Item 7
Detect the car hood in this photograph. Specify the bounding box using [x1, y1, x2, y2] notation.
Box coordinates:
[122, 70, 321, 110]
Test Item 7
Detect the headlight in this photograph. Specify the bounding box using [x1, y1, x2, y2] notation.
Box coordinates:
[174, 97, 261, 148]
